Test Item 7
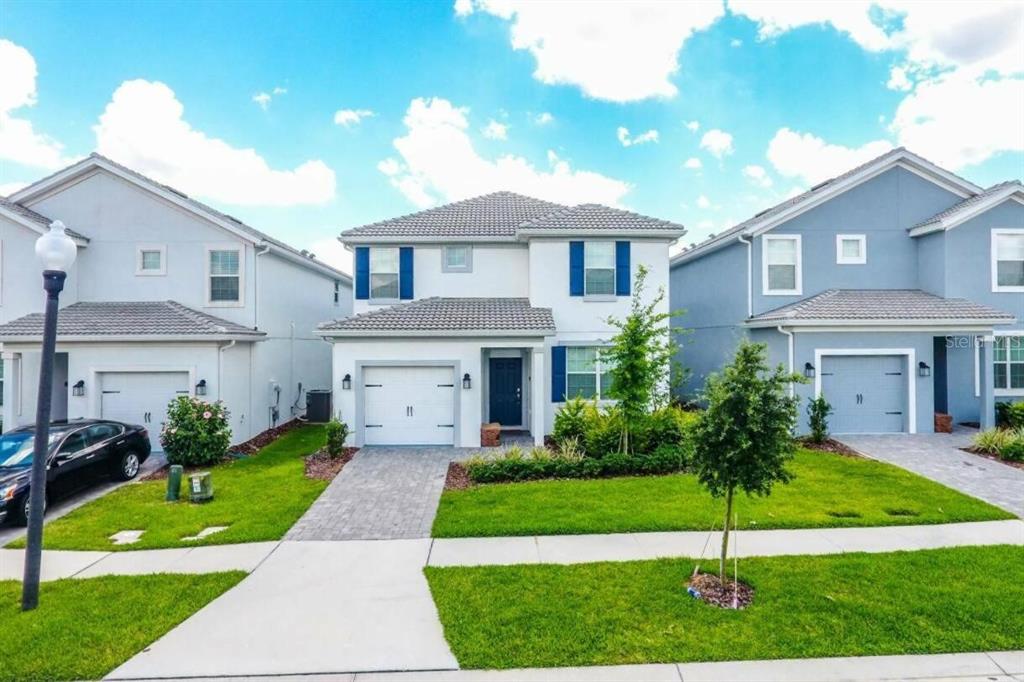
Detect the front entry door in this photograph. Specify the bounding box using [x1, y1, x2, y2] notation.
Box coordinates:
[489, 357, 522, 426]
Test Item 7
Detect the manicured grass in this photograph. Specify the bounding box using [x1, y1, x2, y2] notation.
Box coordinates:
[8, 425, 327, 551]
[433, 448, 1012, 537]
[425, 545, 1024, 669]
[1, 572, 244, 681]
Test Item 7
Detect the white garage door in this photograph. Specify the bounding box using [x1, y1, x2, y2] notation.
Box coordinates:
[363, 366, 455, 446]
[820, 355, 908, 433]
[100, 371, 191, 451]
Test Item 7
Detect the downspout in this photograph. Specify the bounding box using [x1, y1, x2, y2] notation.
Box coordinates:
[217, 340, 236, 401]
[738, 235, 752, 318]
[777, 325, 795, 397]
[254, 244, 270, 331]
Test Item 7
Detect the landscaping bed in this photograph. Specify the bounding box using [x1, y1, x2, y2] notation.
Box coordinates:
[1, 572, 244, 680]
[424, 545, 1024, 669]
[432, 448, 1012, 538]
[304, 446, 358, 480]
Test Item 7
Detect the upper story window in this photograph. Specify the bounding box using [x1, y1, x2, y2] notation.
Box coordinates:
[994, 335, 1023, 394]
[992, 229, 1024, 292]
[370, 247, 400, 300]
[836, 234, 866, 265]
[566, 346, 614, 400]
[763, 234, 802, 295]
[584, 242, 616, 296]
[333, 280, 341, 306]
[208, 247, 242, 304]
[136, 244, 166, 276]
[442, 245, 472, 272]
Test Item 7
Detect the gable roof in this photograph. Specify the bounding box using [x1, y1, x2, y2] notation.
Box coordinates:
[747, 289, 1015, 328]
[0, 197, 90, 243]
[0, 300, 266, 342]
[672, 147, 984, 267]
[517, 203, 685, 237]
[10, 154, 350, 282]
[909, 181, 1024, 236]
[318, 297, 555, 337]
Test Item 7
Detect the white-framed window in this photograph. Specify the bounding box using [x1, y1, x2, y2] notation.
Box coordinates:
[762, 234, 802, 295]
[369, 247, 400, 300]
[442, 245, 472, 272]
[994, 334, 1024, 395]
[584, 241, 615, 296]
[206, 247, 242, 305]
[992, 229, 1024, 292]
[135, 244, 166, 276]
[333, 280, 341, 306]
[836, 234, 866, 265]
[566, 346, 615, 400]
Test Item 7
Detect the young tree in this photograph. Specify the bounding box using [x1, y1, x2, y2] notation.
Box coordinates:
[602, 265, 684, 454]
[691, 341, 804, 579]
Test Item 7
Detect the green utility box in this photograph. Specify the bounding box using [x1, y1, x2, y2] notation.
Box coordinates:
[166, 465, 183, 502]
[188, 471, 213, 503]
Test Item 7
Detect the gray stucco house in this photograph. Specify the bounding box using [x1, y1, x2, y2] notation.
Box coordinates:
[671, 148, 1023, 434]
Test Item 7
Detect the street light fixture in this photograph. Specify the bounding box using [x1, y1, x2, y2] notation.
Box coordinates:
[22, 220, 77, 612]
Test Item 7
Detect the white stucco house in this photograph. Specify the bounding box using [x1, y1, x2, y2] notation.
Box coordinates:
[319, 192, 685, 447]
[0, 154, 352, 449]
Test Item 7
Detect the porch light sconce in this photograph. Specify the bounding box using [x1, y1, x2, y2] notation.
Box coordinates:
[342, 373, 352, 390]
[918, 362, 931, 377]
[195, 379, 208, 396]
[462, 373, 472, 390]
[803, 362, 815, 379]
[71, 380, 85, 397]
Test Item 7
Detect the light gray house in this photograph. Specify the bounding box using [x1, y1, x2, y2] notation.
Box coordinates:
[671, 148, 1023, 434]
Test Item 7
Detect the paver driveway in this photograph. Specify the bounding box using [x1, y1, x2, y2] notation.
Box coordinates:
[838, 429, 1024, 518]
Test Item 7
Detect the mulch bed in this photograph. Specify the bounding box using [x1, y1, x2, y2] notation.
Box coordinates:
[445, 462, 472, 490]
[801, 438, 862, 457]
[304, 447, 358, 481]
[960, 447, 1024, 470]
[687, 572, 754, 609]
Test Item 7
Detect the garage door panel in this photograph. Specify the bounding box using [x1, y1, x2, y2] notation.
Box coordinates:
[100, 371, 191, 452]
[362, 366, 455, 446]
[821, 355, 907, 434]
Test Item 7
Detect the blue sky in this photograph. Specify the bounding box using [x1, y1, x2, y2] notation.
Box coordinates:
[1, 0, 1021, 272]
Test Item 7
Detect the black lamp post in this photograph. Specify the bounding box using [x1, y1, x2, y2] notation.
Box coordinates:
[22, 220, 77, 612]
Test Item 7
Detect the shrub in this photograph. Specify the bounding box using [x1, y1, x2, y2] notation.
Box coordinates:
[325, 420, 350, 457]
[996, 401, 1024, 430]
[584, 405, 626, 459]
[464, 442, 691, 484]
[160, 396, 232, 467]
[1001, 432, 1024, 462]
[806, 395, 833, 444]
[973, 428, 1010, 454]
[552, 397, 593, 451]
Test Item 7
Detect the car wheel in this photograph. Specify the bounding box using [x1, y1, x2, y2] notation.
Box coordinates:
[115, 451, 141, 481]
[14, 491, 45, 526]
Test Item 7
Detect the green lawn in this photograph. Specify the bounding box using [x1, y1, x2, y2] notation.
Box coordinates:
[8, 425, 327, 551]
[425, 545, 1024, 669]
[433, 448, 1012, 537]
[1, 572, 244, 681]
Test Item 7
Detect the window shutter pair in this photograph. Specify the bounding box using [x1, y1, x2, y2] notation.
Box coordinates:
[354, 246, 414, 300]
[568, 241, 631, 296]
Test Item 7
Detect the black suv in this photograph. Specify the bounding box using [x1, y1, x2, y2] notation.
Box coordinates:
[0, 419, 151, 525]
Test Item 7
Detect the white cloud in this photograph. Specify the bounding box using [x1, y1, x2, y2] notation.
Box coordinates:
[685, 120, 700, 132]
[533, 111, 555, 125]
[696, 195, 711, 209]
[616, 126, 659, 147]
[381, 96, 631, 208]
[456, 0, 725, 102]
[377, 157, 401, 176]
[334, 108, 375, 127]
[0, 39, 75, 170]
[699, 128, 734, 158]
[482, 119, 508, 140]
[308, 236, 352, 274]
[766, 127, 893, 185]
[730, 38, 743, 47]
[95, 79, 335, 206]
[252, 92, 272, 110]
[683, 157, 702, 170]
[272, 86, 287, 96]
[886, 65, 913, 91]
[730, 1, 892, 51]
[742, 164, 773, 188]
[0, 181, 28, 197]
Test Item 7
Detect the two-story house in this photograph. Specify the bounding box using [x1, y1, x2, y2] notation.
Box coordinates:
[319, 192, 685, 447]
[671, 148, 1023, 434]
[0, 153, 352, 449]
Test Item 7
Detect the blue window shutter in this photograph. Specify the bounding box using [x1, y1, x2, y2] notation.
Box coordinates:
[569, 241, 584, 296]
[615, 241, 631, 296]
[399, 247, 414, 300]
[355, 247, 369, 300]
[551, 345, 567, 402]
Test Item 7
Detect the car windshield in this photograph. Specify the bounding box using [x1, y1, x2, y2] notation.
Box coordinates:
[0, 432, 62, 468]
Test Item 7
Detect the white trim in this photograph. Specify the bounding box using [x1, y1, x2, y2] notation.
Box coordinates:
[835, 234, 867, 265]
[745, 319, 1011, 330]
[205, 244, 245, 307]
[738, 235, 752, 317]
[909, 186, 1024, 236]
[992, 228, 1024, 293]
[320, 328, 554, 339]
[814, 347, 917, 434]
[974, 339, 981, 397]
[135, 244, 167, 276]
[993, 330, 1024, 397]
[777, 326, 795, 397]
[761, 234, 802, 296]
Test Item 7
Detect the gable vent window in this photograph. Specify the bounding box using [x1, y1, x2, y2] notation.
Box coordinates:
[209, 249, 241, 303]
[836, 234, 866, 265]
[763, 234, 802, 295]
[370, 247, 400, 300]
[993, 229, 1024, 292]
[584, 242, 616, 296]
[136, 245, 166, 276]
[443, 245, 472, 272]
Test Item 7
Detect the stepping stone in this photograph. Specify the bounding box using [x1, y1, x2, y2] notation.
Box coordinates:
[181, 526, 229, 541]
[109, 530, 145, 545]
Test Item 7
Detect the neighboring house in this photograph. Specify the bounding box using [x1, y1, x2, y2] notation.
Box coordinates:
[319, 192, 684, 447]
[0, 154, 352, 449]
[671, 148, 1023, 434]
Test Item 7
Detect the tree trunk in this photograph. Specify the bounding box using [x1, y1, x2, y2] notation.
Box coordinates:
[720, 486, 734, 581]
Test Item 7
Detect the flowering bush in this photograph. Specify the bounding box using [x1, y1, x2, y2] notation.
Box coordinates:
[160, 396, 232, 466]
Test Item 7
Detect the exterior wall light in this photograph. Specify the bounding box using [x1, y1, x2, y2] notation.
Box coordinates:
[803, 362, 816, 379]
[463, 373, 472, 389]
[195, 379, 208, 396]
[72, 380, 85, 397]
[342, 373, 352, 390]
[918, 362, 931, 377]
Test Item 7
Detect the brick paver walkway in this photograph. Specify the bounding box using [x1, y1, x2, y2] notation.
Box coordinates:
[285, 447, 455, 541]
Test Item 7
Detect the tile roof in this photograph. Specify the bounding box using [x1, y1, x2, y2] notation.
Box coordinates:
[341, 192, 568, 239]
[911, 180, 1023, 230]
[0, 197, 89, 241]
[319, 297, 555, 335]
[519, 203, 685, 234]
[0, 301, 266, 339]
[749, 289, 1016, 324]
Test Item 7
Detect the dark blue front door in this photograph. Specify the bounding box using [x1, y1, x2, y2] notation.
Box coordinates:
[489, 357, 522, 426]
